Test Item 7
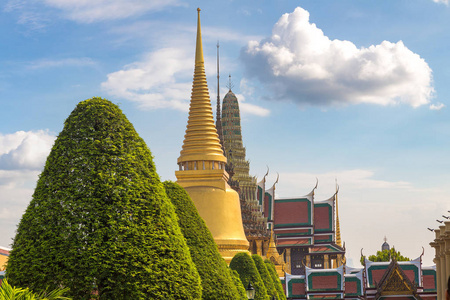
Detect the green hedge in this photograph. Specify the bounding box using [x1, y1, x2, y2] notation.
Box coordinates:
[264, 259, 286, 300]
[252, 255, 277, 299]
[229, 269, 247, 300]
[230, 252, 269, 300]
[7, 98, 201, 300]
[163, 181, 239, 299]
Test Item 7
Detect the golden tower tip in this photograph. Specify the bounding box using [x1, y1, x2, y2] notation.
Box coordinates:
[197, 7, 201, 12]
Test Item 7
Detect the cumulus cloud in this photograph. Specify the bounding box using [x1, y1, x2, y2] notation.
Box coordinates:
[0, 169, 41, 247]
[242, 7, 434, 108]
[429, 102, 445, 110]
[0, 130, 55, 171]
[101, 48, 194, 111]
[0, 130, 54, 246]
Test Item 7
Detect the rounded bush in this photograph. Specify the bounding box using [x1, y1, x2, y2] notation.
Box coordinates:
[7, 98, 201, 300]
[163, 181, 239, 299]
[230, 252, 268, 300]
[229, 269, 248, 300]
[264, 259, 286, 300]
[252, 255, 277, 299]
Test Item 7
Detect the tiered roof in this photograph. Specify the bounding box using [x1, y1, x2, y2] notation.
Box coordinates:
[273, 186, 344, 255]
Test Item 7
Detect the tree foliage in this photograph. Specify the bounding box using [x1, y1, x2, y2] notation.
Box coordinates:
[252, 255, 277, 299]
[264, 259, 286, 300]
[163, 181, 239, 299]
[229, 269, 247, 300]
[6, 98, 201, 300]
[360, 248, 410, 265]
[230, 252, 269, 300]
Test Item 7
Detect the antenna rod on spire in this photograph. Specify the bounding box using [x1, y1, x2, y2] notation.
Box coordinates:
[215, 41, 225, 151]
[217, 41, 220, 101]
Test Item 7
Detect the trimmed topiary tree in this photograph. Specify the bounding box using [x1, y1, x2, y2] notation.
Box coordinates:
[163, 181, 239, 299]
[252, 255, 277, 299]
[6, 97, 202, 300]
[230, 252, 269, 300]
[229, 269, 248, 300]
[264, 259, 287, 300]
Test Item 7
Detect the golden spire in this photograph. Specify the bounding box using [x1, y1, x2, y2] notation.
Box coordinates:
[176, 8, 249, 264]
[177, 8, 226, 165]
[335, 179, 342, 247]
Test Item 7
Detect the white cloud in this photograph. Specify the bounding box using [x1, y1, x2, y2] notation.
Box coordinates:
[0, 169, 40, 247]
[103, 47, 268, 114]
[234, 78, 270, 117]
[27, 57, 96, 69]
[0, 130, 55, 171]
[240, 102, 270, 117]
[242, 7, 434, 108]
[433, 0, 449, 5]
[43, 0, 181, 23]
[101, 48, 194, 111]
[4, 0, 181, 28]
[429, 102, 445, 110]
[273, 169, 412, 199]
[4, 0, 50, 30]
[232, 92, 270, 117]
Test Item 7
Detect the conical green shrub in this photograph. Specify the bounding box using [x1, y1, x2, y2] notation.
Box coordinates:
[229, 269, 247, 300]
[264, 259, 286, 300]
[7, 97, 201, 300]
[230, 252, 269, 300]
[163, 181, 239, 299]
[252, 255, 277, 299]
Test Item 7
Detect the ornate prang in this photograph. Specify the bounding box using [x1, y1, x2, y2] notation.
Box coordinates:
[221, 87, 269, 246]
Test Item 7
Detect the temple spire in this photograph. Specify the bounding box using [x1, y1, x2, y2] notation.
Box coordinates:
[177, 8, 226, 166]
[335, 178, 342, 247]
[176, 8, 249, 264]
[216, 41, 225, 151]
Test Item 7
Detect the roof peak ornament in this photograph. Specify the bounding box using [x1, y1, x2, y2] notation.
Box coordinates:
[226, 74, 234, 91]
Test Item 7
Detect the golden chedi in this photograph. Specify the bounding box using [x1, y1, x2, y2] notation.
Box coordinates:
[176, 8, 249, 263]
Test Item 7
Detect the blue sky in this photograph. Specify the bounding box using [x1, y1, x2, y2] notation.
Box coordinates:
[1, 0, 449, 267]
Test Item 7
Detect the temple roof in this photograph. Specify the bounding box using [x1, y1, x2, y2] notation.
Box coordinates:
[374, 260, 422, 299]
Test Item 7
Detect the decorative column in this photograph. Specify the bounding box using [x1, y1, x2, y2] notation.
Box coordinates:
[306, 254, 311, 268]
[324, 254, 329, 269]
[256, 240, 263, 256]
[285, 248, 291, 274]
[439, 226, 447, 297]
[431, 228, 442, 300]
[445, 222, 450, 284]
